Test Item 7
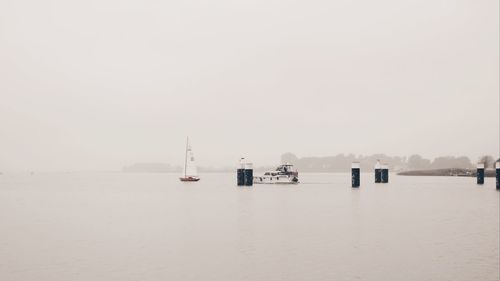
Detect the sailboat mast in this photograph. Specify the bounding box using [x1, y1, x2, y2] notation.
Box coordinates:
[184, 137, 189, 177]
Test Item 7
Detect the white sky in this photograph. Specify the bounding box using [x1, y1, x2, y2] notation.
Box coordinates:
[0, 0, 498, 171]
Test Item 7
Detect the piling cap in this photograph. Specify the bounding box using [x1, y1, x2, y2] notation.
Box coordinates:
[375, 160, 381, 169]
[351, 162, 360, 169]
[239, 158, 245, 169]
[244, 163, 253, 169]
[496, 161, 500, 169]
[477, 163, 485, 169]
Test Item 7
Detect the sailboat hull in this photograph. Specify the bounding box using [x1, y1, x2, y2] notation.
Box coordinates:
[179, 177, 200, 182]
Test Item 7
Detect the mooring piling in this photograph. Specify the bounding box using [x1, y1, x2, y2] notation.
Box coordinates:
[477, 163, 485, 185]
[374, 160, 382, 183]
[352, 162, 360, 188]
[237, 158, 245, 186]
[244, 163, 253, 186]
[381, 164, 389, 183]
[495, 161, 499, 190]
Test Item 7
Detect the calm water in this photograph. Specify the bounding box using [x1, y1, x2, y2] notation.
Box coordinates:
[0, 173, 498, 281]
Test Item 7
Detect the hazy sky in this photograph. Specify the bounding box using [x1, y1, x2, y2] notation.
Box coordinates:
[0, 0, 498, 171]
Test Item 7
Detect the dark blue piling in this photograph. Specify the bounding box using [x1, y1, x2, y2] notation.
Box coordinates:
[477, 163, 484, 185]
[352, 162, 360, 188]
[496, 162, 499, 190]
[237, 161, 245, 186]
[381, 164, 389, 183]
[244, 163, 253, 186]
[374, 161, 382, 183]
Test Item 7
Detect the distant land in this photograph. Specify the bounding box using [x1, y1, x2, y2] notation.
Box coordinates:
[122, 163, 181, 173]
[122, 153, 499, 174]
[122, 163, 276, 173]
[281, 153, 498, 173]
[398, 168, 496, 177]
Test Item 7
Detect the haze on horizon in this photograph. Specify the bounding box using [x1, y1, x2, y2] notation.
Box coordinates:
[0, 0, 498, 172]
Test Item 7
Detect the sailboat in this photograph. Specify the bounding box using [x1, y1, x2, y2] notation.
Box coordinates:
[179, 137, 200, 182]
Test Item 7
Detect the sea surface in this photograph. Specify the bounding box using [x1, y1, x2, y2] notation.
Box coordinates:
[0, 172, 498, 281]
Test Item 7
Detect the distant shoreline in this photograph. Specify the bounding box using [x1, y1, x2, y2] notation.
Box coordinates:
[398, 169, 496, 177]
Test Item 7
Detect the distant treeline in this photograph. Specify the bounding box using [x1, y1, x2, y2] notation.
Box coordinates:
[122, 163, 181, 173]
[398, 169, 496, 177]
[122, 154, 499, 173]
[281, 153, 499, 172]
[122, 163, 253, 173]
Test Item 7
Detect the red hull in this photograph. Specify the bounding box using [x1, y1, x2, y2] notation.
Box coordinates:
[179, 177, 200, 182]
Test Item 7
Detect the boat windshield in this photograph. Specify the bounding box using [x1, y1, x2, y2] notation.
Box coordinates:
[276, 165, 293, 172]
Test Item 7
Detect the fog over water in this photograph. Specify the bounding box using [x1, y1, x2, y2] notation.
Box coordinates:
[0, 0, 498, 171]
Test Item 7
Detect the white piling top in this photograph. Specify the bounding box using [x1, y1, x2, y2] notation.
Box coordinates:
[375, 160, 381, 169]
[496, 162, 500, 169]
[244, 163, 253, 169]
[477, 163, 485, 169]
[351, 162, 360, 169]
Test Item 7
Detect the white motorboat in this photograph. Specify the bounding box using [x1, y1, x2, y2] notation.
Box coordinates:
[254, 163, 299, 184]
